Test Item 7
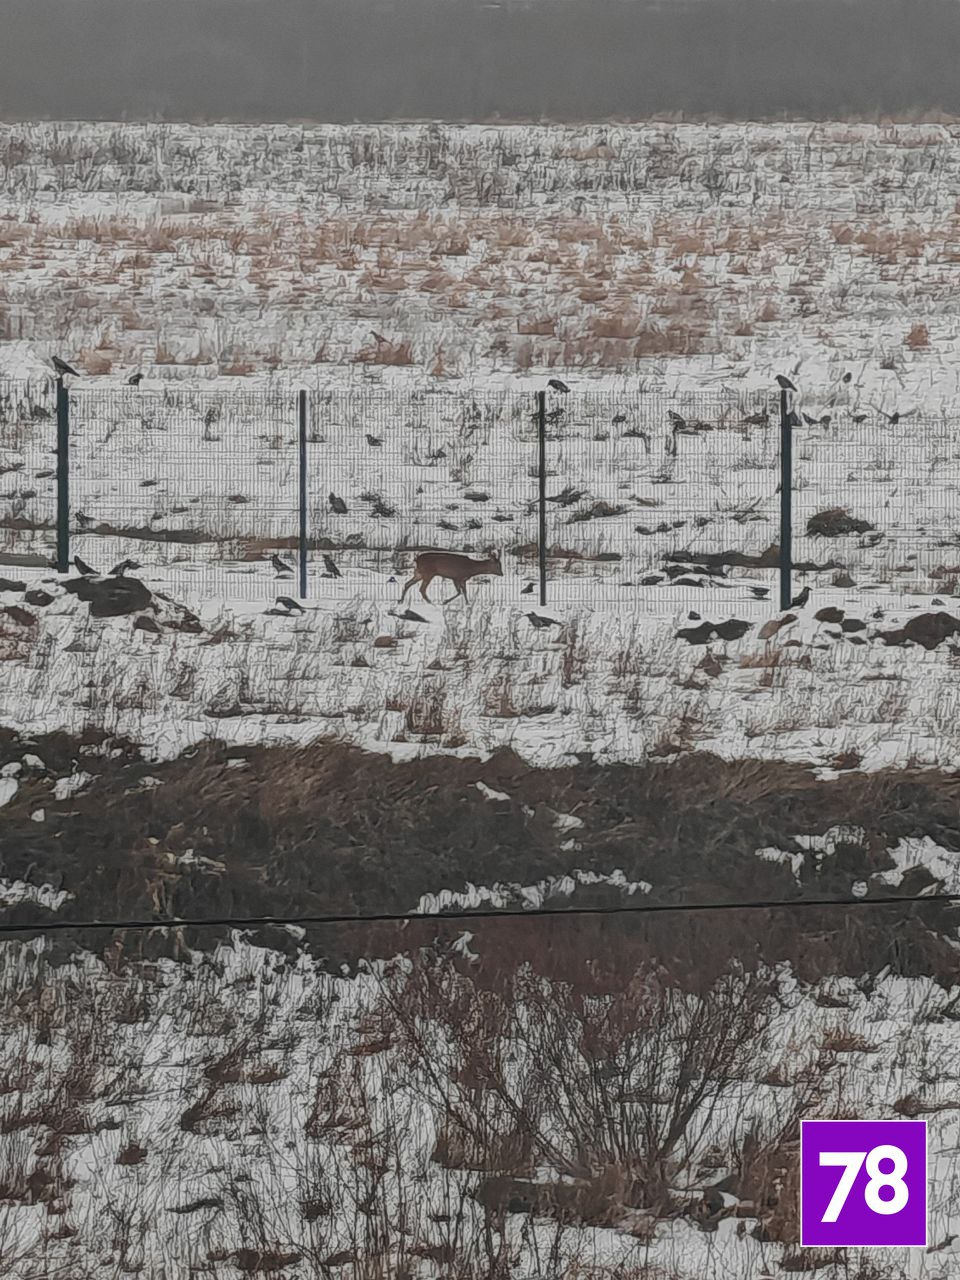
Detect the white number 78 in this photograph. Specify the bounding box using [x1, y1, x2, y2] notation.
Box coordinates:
[819, 1145, 909, 1222]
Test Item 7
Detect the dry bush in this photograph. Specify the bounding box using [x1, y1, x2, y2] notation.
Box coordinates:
[377, 949, 782, 1227]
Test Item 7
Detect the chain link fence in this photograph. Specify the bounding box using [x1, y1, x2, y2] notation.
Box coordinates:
[2, 379, 958, 610]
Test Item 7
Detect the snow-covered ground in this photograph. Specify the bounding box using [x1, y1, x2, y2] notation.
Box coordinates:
[1, 118, 960, 1280]
[0, 936, 957, 1280]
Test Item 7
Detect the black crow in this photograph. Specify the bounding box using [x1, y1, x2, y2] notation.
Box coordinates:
[775, 374, 797, 392]
[127, 373, 143, 386]
[547, 379, 570, 393]
[525, 612, 562, 629]
[275, 596, 305, 614]
[521, 582, 534, 594]
[749, 586, 770, 599]
[842, 371, 853, 383]
[366, 434, 383, 447]
[109, 558, 140, 577]
[819, 415, 832, 427]
[851, 413, 868, 424]
[322, 554, 341, 579]
[271, 554, 294, 576]
[398, 609, 429, 623]
[52, 356, 80, 377]
[667, 410, 687, 429]
[789, 586, 811, 609]
[874, 406, 911, 425]
[329, 492, 348, 514]
[73, 555, 97, 576]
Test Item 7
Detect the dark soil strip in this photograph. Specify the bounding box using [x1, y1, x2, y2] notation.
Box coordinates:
[0, 728, 958, 986]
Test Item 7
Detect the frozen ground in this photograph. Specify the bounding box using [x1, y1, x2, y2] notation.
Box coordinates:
[0, 935, 956, 1280]
[1, 118, 959, 1280]
[1, 560, 960, 778]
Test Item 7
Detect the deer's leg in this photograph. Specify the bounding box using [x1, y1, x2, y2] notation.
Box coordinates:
[400, 574, 418, 603]
[443, 578, 466, 605]
[418, 575, 433, 603]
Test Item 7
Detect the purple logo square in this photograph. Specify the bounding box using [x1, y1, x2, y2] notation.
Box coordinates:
[800, 1120, 927, 1247]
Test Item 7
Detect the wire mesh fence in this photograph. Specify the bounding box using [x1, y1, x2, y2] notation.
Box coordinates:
[306, 388, 540, 600]
[2, 379, 960, 610]
[791, 414, 960, 598]
[543, 389, 779, 607]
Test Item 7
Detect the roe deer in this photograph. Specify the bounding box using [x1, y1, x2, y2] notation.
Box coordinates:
[400, 551, 503, 605]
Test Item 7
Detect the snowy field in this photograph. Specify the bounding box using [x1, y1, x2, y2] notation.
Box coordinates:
[1, 118, 960, 1280]
[0, 935, 957, 1280]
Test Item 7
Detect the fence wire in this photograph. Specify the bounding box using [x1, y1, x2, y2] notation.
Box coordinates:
[2, 380, 960, 611]
[66, 384, 300, 600]
[306, 388, 539, 604]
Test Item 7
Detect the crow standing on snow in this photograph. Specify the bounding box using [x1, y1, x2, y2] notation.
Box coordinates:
[525, 612, 562, 630]
[322, 555, 341, 579]
[547, 379, 570, 393]
[366, 434, 383, 447]
[789, 586, 811, 609]
[275, 596, 305, 614]
[127, 373, 143, 386]
[52, 356, 80, 377]
[271, 554, 294, 576]
[328, 492, 347, 514]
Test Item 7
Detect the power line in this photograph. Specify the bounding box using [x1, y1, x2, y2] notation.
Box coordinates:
[0, 891, 957, 936]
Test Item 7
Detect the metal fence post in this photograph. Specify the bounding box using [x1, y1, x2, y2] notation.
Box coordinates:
[779, 387, 792, 611]
[56, 378, 70, 572]
[298, 389, 308, 600]
[537, 390, 547, 606]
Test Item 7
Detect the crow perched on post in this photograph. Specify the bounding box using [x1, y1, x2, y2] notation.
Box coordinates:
[547, 379, 570, 393]
[789, 586, 811, 609]
[775, 374, 797, 392]
[52, 356, 80, 377]
[271, 554, 294, 576]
